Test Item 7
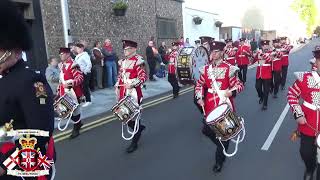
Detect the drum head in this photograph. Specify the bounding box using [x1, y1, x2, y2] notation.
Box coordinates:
[206, 104, 229, 123]
[191, 46, 209, 82]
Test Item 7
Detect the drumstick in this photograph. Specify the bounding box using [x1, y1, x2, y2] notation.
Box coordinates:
[201, 105, 206, 116]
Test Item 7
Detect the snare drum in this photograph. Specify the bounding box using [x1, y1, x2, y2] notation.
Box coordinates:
[54, 93, 79, 119]
[205, 103, 243, 141]
[111, 96, 140, 124]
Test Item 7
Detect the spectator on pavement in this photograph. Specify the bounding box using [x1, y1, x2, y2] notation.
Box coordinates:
[92, 41, 104, 89]
[45, 57, 60, 96]
[75, 43, 92, 107]
[68, 42, 77, 59]
[184, 38, 191, 47]
[146, 41, 157, 81]
[102, 39, 118, 88]
[158, 41, 167, 63]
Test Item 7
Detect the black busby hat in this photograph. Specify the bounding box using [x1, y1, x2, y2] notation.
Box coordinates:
[210, 41, 226, 51]
[261, 40, 270, 46]
[225, 38, 233, 43]
[171, 42, 180, 46]
[199, 36, 214, 44]
[0, 0, 32, 51]
[122, 40, 138, 49]
[59, 47, 71, 54]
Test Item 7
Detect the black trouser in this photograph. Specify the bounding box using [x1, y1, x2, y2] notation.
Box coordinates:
[255, 78, 271, 106]
[168, 73, 179, 95]
[272, 71, 282, 95]
[202, 121, 230, 165]
[300, 133, 320, 178]
[148, 60, 156, 80]
[238, 65, 248, 83]
[281, 66, 288, 88]
[128, 120, 145, 144]
[83, 73, 91, 102]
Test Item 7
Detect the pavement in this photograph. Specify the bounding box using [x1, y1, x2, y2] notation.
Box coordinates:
[54, 39, 320, 180]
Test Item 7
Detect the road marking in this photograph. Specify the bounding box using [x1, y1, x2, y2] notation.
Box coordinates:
[54, 87, 194, 142]
[261, 104, 290, 151]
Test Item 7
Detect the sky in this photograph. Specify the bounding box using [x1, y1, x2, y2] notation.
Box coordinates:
[184, 0, 318, 37]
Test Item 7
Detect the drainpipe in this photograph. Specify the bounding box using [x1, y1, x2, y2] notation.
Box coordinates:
[60, 0, 72, 47]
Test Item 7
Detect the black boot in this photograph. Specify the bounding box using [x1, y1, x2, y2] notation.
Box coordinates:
[259, 98, 263, 104]
[70, 122, 83, 139]
[281, 86, 285, 90]
[304, 171, 313, 180]
[126, 125, 146, 153]
[212, 163, 223, 173]
[262, 105, 267, 111]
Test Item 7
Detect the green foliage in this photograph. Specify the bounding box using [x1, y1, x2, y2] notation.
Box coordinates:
[112, 1, 128, 10]
[291, 0, 317, 35]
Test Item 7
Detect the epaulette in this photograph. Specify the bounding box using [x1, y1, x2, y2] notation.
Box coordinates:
[135, 54, 145, 66]
[229, 65, 239, 77]
[293, 72, 308, 82]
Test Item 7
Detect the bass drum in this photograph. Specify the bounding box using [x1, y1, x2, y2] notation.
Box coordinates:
[176, 46, 209, 84]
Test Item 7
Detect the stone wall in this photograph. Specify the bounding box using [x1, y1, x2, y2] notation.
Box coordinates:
[40, 0, 183, 59]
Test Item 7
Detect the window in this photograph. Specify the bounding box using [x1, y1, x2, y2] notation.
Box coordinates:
[157, 18, 177, 39]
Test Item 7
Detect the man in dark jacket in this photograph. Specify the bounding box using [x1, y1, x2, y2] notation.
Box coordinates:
[146, 41, 157, 81]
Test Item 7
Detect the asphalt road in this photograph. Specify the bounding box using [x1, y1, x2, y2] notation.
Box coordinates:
[54, 40, 319, 180]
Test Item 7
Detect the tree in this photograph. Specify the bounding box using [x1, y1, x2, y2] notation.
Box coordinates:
[291, 0, 318, 36]
[241, 6, 264, 30]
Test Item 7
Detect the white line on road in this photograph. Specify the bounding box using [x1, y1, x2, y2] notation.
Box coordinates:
[261, 104, 290, 151]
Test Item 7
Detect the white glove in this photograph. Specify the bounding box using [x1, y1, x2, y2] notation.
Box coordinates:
[160, 62, 165, 66]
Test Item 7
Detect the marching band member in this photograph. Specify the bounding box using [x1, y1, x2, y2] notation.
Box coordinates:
[115, 40, 147, 153]
[0, 0, 55, 178]
[57, 47, 84, 138]
[224, 38, 237, 66]
[287, 45, 320, 180]
[236, 38, 252, 85]
[168, 42, 180, 98]
[270, 39, 284, 98]
[252, 40, 273, 110]
[280, 36, 293, 90]
[195, 41, 244, 173]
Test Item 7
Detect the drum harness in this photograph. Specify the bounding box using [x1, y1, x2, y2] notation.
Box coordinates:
[207, 64, 246, 157]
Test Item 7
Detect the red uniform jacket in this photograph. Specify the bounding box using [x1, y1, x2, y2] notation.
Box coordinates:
[253, 50, 273, 79]
[168, 50, 178, 74]
[272, 49, 284, 72]
[195, 61, 244, 115]
[281, 44, 293, 66]
[117, 54, 147, 104]
[287, 71, 320, 137]
[58, 58, 84, 99]
[236, 45, 251, 66]
[224, 45, 237, 65]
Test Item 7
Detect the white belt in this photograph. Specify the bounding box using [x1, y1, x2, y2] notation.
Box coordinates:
[227, 57, 235, 60]
[303, 101, 320, 111]
[273, 58, 281, 61]
[258, 64, 271, 67]
[282, 55, 288, 57]
[239, 55, 245, 57]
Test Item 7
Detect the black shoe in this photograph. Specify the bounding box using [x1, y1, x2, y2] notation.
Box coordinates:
[173, 94, 179, 98]
[262, 105, 267, 111]
[212, 163, 223, 173]
[304, 171, 313, 180]
[70, 122, 83, 139]
[259, 98, 263, 104]
[273, 94, 278, 98]
[126, 143, 138, 153]
[270, 88, 273, 94]
[281, 86, 285, 90]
